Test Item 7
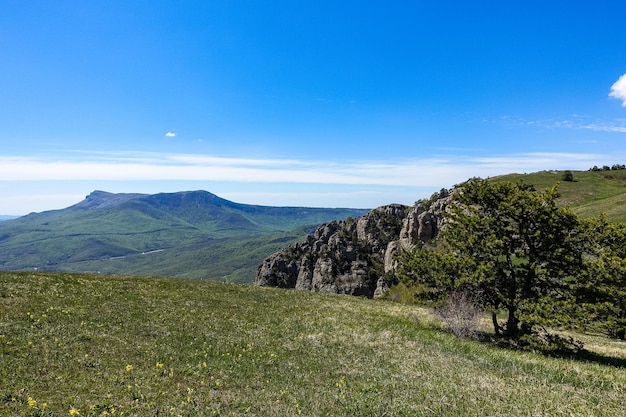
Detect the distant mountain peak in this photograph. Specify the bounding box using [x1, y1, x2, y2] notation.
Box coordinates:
[0, 189, 368, 281]
[72, 190, 147, 210]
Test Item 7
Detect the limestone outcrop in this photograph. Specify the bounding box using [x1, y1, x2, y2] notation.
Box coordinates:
[255, 195, 452, 297]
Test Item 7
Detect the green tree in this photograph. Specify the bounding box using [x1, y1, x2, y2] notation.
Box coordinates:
[397, 241, 472, 305]
[562, 170, 574, 182]
[573, 218, 626, 339]
[442, 179, 585, 337]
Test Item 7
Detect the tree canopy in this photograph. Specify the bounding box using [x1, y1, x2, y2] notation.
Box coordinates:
[571, 217, 626, 339]
[398, 179, 593, 339]
[397, 178, 626, 342]
[443, 179, 587, 336]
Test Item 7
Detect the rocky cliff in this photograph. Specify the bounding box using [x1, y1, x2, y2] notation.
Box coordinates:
[255, 196, 451, 297]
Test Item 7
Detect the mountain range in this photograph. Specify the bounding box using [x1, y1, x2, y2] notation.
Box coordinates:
[0, 190, 368, 282]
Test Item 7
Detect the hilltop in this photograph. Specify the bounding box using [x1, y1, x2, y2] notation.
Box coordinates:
[0, 190, 367, 281]
[495, 169, 626, 223]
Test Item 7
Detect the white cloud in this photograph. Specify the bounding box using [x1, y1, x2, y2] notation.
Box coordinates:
[0, 150, 620, 214]
[165, 132, 176, 137]
[609, 74, 626, 106]
[0, 151, 606, 187]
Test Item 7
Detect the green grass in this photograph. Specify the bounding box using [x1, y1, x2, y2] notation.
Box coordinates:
[496, 170, 626, 222]
[2, 272, 625, 416]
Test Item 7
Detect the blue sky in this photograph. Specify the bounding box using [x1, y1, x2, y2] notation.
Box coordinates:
[2, 1, 626, 215]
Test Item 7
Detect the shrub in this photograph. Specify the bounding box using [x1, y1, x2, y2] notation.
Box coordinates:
[562, 170, 574, 182]
[435, 291, 483, 339]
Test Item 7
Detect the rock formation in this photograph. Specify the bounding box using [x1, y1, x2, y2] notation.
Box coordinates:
[255, 195, 452, 298]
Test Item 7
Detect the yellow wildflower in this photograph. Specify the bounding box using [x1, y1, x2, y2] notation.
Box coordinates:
[27, 397, 37, 408]
[156, 362, 164, 368]
[69, 407, 80, 416]
[125, 364, 133, 372]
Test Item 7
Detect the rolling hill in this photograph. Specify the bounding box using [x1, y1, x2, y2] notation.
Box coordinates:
[0, 190, 368, 281]
[494, 169, 626, 223]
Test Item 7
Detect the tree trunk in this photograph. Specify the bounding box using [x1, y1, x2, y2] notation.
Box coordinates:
[492, 312, 501, 336]
[505, 306, 519, 337]
[504, 257, 519, 337]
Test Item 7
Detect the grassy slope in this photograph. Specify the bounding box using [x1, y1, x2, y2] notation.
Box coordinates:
[2, 271, 625, 416]
[495, 170, 626, 223]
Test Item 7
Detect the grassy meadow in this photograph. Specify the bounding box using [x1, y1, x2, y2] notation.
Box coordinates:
[2, 271, 626, 416]
[497, 169, 626, 223]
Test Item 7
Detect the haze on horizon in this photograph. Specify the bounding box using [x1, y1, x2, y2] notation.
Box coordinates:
[1, 1, 626, 215]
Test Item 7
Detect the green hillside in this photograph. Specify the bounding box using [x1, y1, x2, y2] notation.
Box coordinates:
[0, 190, 366, 282]
[2, 271, 625, 416]
[494, 169, 626, 223]
[51, 228, 313, 283]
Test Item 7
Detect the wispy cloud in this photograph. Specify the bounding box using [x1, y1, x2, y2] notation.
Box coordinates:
[609, 74, 626, 106]
[487, 114, 626, 133]
[1, 150, 621, 214]
[165, 132, 176, 137]
[580, 123, 626, 133]
[0, 151, 606, 188]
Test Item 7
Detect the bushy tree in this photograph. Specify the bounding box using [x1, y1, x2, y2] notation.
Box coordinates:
[397, 241, 472, 305]
[442, 179, 585, 337]
[562, 170, 574, 182]
[414, 187, 452, 210]
[398, 178, 626, 343]
[572, 218, 626, 339]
